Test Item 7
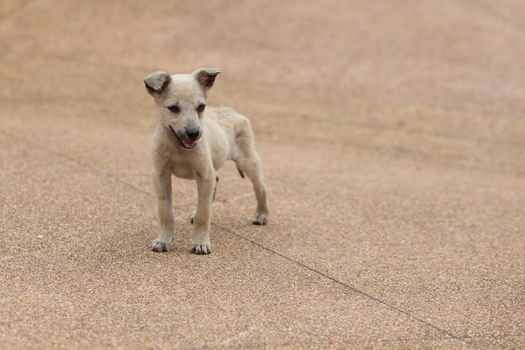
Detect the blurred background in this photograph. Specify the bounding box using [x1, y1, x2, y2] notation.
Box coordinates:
[1, 1, 524, 348]
[1, 0, 524, 172]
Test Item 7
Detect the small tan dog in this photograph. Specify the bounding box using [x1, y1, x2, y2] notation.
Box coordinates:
[144, 67, 269, 254]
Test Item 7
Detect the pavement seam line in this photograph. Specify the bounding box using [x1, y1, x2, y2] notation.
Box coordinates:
[0, 130, 152, 197]
[212, 223, 467, 343]
[2, 130, 469, 345]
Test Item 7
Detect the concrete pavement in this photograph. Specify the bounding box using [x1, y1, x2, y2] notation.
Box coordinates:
[1, 1, 524, 348]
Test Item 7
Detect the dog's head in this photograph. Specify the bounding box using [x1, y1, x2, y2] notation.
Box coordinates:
[144, 67, 221, 150]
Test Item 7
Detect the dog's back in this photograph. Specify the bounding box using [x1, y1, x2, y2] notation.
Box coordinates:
[204, 106, 255, 162]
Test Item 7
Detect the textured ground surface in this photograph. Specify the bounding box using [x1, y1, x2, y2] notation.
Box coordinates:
[1, 0, 524, 349]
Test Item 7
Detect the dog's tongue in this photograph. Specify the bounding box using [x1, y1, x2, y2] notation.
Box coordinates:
[182, 140, 196, 149]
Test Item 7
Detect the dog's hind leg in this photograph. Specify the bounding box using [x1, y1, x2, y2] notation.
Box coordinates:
[234, 151, 269, 225]
[213, 176, 219, 201]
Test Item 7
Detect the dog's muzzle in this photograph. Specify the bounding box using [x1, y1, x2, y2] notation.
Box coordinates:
[169, 126, 199, 150]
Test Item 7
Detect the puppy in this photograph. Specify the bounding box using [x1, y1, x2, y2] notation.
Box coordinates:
[144, 67, 269, 254]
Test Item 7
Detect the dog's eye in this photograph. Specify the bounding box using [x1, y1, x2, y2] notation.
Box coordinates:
[196, 104, 205, 113]
[167, 105, 180, 113]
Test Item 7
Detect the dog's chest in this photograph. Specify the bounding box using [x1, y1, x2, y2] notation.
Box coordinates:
[170, 159, 195, 179]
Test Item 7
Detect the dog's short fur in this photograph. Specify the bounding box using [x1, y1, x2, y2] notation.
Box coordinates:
[144, 67, 269, 254]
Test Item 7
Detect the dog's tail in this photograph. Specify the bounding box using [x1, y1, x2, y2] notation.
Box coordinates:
[236, 165, 245, 179]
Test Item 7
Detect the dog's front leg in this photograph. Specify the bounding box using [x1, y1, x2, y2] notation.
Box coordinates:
[191, 170, 216, 254]
[151, 168, 174, 252]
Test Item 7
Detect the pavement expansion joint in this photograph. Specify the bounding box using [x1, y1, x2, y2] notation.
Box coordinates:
[213, 222, 467, 343]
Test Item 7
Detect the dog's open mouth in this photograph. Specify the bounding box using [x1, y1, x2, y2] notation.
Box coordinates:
[169, 126, 198, 150]
[180, 139, 197, 149]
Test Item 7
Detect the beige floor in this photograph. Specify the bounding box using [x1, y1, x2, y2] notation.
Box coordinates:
[1, 1, 524, 348]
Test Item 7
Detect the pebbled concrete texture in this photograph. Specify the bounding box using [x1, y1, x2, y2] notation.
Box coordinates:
[1, 0, 524, 349]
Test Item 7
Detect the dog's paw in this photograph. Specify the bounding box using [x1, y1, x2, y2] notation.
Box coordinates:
[191, 243, 211, 255]
[151, 238, 171, 252]
[252, 212, 268, 225]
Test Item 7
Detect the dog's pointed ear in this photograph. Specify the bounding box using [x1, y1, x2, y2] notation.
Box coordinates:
[144, 71, 171, 95]
[193, 67, 221, 91]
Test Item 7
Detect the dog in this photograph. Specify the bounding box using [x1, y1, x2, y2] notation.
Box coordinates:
[144, 67, 269, 254]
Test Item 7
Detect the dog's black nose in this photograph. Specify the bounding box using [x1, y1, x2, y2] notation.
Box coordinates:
[186, 128, 200, 141]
